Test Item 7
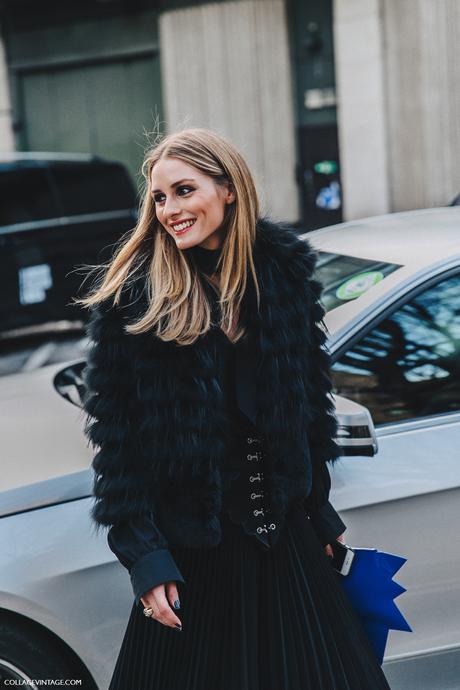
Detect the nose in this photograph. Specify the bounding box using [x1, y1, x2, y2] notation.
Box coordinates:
[163, 195, 181, 220]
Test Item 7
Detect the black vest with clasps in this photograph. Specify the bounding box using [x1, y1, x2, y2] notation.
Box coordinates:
[190, 241, 281, 549]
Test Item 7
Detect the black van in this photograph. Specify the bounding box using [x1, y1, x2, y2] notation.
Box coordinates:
[0, 153, 138, 336]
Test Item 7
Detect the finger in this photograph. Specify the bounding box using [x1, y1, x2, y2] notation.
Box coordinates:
[141, 591, 166, 625]
[140, 594, 161, 623]
[165, 581, 181, 610]
[324, 544, 333, 558]
[152, 586, 182, 630]
[140, 593, 160, 615]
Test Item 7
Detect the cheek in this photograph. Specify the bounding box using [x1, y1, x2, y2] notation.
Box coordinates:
[155, 212, 168, 232]
[155, 207, 166, 225]
[207, 198, 225, 220]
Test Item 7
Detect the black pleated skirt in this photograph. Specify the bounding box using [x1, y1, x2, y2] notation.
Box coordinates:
[108, 506, 392, 690]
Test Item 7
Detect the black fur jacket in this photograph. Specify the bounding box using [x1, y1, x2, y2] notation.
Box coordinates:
[82, 217, 343, 549]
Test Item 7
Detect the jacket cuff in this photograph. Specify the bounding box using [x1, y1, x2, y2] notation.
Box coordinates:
[130, 549, 187, 606]
[308, 501, 347, 547]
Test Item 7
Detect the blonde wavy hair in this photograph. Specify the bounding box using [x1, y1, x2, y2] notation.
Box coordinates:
[74, 128, 261, 346]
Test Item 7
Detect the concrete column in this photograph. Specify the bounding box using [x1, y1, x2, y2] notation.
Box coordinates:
[0, 33, 14, 151]
[383, 0, 460, 210]
[334, 0, 460, 217]
[333, 0, 389, 220]
[159, 0, 299, 223]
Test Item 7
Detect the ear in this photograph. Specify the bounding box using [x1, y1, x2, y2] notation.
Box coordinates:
[225, 181, 236, 205]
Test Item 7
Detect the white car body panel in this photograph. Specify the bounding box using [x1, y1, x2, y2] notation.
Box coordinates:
[1, 364, 92, 492]
[0, 496, 131, 689]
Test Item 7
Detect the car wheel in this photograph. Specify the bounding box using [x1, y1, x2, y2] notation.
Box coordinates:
[0, 616, 95, 689]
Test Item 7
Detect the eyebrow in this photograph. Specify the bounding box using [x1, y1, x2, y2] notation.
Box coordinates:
[151, 178, 196, 194]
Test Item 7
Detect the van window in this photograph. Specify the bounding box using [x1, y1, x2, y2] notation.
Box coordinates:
[50, 163, 136, 216]
[0, 167, 58, 225]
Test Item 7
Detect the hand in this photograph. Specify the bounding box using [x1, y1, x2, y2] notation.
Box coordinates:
[324, 531, 346, 558]
[140, 581, 182, 630]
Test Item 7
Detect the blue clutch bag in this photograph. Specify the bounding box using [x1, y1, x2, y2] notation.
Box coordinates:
[336, 547, 413, 664]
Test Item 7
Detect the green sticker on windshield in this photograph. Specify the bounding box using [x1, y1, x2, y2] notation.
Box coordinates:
[336, 271, 384, 300]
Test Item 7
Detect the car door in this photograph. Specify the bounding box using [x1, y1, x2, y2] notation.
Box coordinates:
[327, 269, 460, 681]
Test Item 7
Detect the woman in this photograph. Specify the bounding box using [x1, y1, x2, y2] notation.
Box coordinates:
[79, 128, 391, 689]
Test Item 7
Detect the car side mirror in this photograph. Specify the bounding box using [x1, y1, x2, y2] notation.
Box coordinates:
[333, 393, 378, 457]
[53, 361, 87, 407]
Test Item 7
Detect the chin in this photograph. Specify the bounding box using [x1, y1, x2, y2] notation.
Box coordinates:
[175, 235, 201, 249]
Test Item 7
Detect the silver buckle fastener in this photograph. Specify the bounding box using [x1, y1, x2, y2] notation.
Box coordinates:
[251, 492, 264, 499]
[256, 523, 276, 533]
[249, 473, 263, 482]
[253, 508, 264, 516]
[247, 452, 261, 462]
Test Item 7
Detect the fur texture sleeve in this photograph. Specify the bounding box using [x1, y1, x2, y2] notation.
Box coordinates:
[303, 275, 346, 543]
[306, 275, 341, 471]
[82, 296, 153, 531]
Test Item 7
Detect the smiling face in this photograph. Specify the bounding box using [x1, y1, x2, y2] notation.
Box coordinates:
[150, 157, 236, 250]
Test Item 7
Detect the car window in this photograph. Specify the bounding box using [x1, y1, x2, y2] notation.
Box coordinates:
[0, 167, 58, 226]
[0, 161, 136, 227]
[315, 251, 402, 312]
[1, 160, 137, 335]
[331, 273, 460, 425]
[50, 162, 136, 216]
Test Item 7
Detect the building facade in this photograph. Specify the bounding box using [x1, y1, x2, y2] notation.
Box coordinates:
[0, 0, 459, 226]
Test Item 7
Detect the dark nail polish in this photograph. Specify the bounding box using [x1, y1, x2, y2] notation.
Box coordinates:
[174, 599, 181, 609]
[174, 624, 182, 631]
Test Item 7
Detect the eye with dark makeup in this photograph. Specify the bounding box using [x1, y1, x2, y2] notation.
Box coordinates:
[153, 185, 195, 204]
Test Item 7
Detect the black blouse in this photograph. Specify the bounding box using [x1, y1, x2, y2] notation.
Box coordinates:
[107, 243, 346, 605]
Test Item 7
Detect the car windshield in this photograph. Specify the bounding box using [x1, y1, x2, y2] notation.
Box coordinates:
[314, 251, 402, 312]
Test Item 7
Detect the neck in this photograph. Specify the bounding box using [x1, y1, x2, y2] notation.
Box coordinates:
[188, 243, 222, 275]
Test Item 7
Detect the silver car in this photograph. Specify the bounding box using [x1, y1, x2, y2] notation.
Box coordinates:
[1, 207, 459, 690]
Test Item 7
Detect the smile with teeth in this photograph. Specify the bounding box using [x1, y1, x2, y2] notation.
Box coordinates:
[172, 219, 196, 234]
